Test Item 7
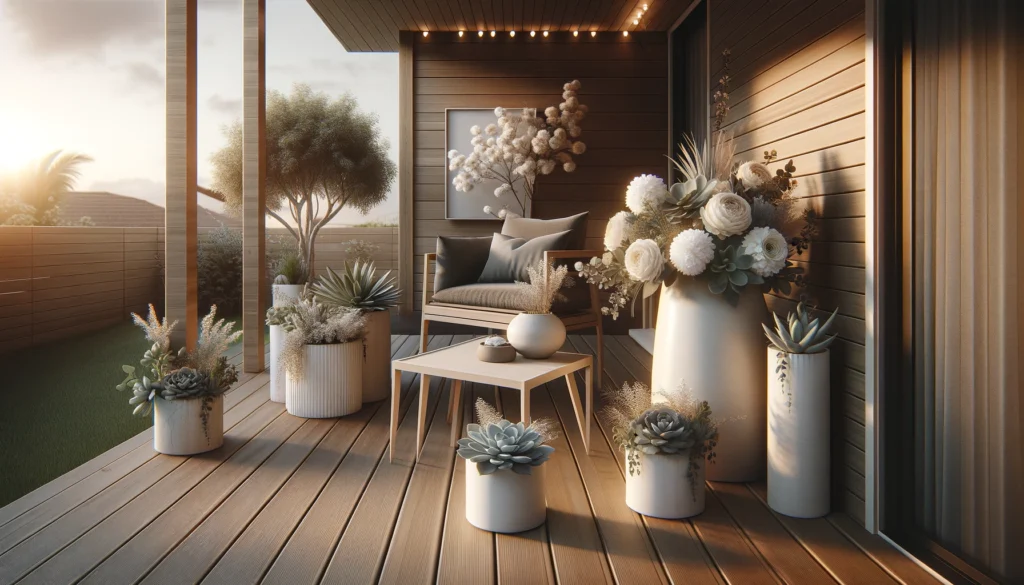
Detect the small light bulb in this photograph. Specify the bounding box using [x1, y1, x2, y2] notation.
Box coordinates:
[530, 30, 536, 37]
[422, 31, 429, 37]
[643, 3, 649, 10]
[622, 30, 629, 36]
[458, 30, 464, 37]
[542, 30, 549, 37]
[478, 30, 484, 37]
[572, 30, 578, 37]
[590, 31, 597, 37]
[490, 30, 496, 37]
[633, 19, 639, 25]
[509, 30, 515, 37]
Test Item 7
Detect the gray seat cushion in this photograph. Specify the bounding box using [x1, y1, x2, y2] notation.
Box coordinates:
[430, 281, 591, 315]
[477, 230, 572, 283]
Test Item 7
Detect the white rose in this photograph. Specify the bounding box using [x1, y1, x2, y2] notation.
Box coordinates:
[737, 161, 774, 190]
[603, 211, 634, 251]
[741, 226, 789, 277]
[624, 239, 664, 283]
[700, 192, 752, 238]
[625, 174, 669, 214]
[669, 229, 715, 276]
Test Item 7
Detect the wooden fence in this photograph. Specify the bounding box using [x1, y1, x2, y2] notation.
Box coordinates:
[0, 226, 398, 353]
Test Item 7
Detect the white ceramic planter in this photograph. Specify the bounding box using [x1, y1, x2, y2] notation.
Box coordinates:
[465, 463, 546, 533]
[767, 348, 831, 518]
[507, 313, 565, 359]
[270, 284, 304, 403]
[651, 278, 768, 482]
[153, 395, 224, 455]
[625, 449, 706, 518]
[361, 310, 391, 402]
[286, 342, 362, 418]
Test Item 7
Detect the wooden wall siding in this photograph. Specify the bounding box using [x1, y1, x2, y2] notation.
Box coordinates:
[709, 0, 868, 524]
[409, 33, 669, 330]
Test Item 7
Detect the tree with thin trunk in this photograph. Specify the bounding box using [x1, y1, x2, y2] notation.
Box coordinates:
[211, 84, 396, 278]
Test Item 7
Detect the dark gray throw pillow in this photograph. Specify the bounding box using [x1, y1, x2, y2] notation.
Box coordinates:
[434, 235, 493, 293]
[500, 211, 589, 250]
[477, 230, 572, 283]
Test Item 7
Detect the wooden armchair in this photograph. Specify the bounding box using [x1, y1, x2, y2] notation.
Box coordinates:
[421, 249, 604, 386]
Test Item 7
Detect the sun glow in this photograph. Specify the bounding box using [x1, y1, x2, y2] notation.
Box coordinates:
[0, 113, 50, 175]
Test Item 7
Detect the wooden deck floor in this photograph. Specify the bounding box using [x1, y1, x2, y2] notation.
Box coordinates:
[0, 335, 939, 585]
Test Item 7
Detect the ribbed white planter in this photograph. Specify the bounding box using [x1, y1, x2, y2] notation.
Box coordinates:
[767, 348, 831, 518]
[624, 449, 706, 518]
[361, 310, 391, 402]
[651, 278, 768, 482]
[153, 395, 224, 455]
[465, 464, 546, 533]
[286, 342, 363, 418]
[507, 313, 565, 359]
[270, 284, 304, 403]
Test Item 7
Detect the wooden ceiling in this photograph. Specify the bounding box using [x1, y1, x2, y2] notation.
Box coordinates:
[306, 0, 693, 52]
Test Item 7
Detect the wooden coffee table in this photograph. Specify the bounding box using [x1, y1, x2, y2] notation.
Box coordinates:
[390, 337, 593, 462]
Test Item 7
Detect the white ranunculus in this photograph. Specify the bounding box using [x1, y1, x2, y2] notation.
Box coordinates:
[669, 229, 715, 276]
[625, 174, 669, 214]
[741, 226, 789, 277]
[700, 192, 752, 238]
[624, 239, 664, 283]
[737, 161, 774, 191]
[603, 211, 633, 251]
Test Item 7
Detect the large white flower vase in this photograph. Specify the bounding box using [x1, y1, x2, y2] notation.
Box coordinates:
[507, 313, 566, 359]
[286, 342, 363, 418]
[270, 284, 304, 403]
[361, 310, 392, 403]
[767, 348, 831, 518]
[153, 395, 224, 455]
[651, 278, 768, 482]
[625, 449, 706, 518]
[465, 464, 546, 533]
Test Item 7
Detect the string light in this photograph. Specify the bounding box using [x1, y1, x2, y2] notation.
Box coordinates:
[643, 3, 649, 10]
[530, 30, 536, 37]
[542, 30, 549, 37]
[633, 19, 639, 25]
[622, 30, 629, 36]
[572, 30, 578, 37]
[590, 31, 597, 37]
[422, 31, 429, 37]
[458, 30, 464, 37]
[509, 30, 515, 37]
[490, 30, 496, 37]
[478, 30, 483, 37]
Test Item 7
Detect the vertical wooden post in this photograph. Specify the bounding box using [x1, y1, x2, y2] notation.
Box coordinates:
[242, 0, 267, 372]
[165, 0, 198, 350]
[398, 31, 414, 315]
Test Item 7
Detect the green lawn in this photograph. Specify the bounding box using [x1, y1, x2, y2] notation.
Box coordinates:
[0, 318, 243, 508]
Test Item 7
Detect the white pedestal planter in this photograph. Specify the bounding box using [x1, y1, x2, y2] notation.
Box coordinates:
[270, 284, 304, 403]
[465, 464, 546, 533]
[624, 449, 706, 518]
[361, 310, 391, 402]
[767, 348, 830, 518]
[651, 278, 767, 482]
[507, 313, 565, 359]
[153, 395, 224, 455]
[286, 342, 363, 418]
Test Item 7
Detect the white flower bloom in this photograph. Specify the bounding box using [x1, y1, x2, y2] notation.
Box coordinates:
[497, 209, 508, 219]
[625, 174, 669, 213]
[741, 226, 789, 277]
[494, 107, 505, 117]
[563, 161, 576, 173]
[624, 239, 665, 283]
[603, 211, 633, 251]
[485, 124, 498, 136]
[447, 149, 459, 159]
[470, 125, 482, 135]
[700, 192, 752, 238]
[669, 229, 715, 276]
[737, 162, 774, 190]
[571, 141, 586, 155]
[483, 205, 494, 215]
[574, 261, 584, 271]
[602, 252, 613, 266]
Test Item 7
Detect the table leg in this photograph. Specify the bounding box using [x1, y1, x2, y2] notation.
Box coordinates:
[493, 385, 503, 414]
[520, 386, 531, 426]
[449, 379, 463, 448]
[584, 366, 593, 454]
[565, 373, 586, 453]
[416, 374, 430, 462]
[390, 368, 402, 463]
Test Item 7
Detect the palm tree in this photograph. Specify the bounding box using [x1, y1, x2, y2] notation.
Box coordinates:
[0, 150, 93, 226]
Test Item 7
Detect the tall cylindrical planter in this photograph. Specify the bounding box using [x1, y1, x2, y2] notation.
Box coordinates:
[153, 395, 224, 455]
[286, 342, 363, 418]
[270, 284, 304, 403]
[767, 348, 831, 518]
[465, 464, 546, 533]
[361, 310, 391, 402]
[651, 278, 768, 482]
[507, 313, 566, 359]
[625, 449, 706, 518]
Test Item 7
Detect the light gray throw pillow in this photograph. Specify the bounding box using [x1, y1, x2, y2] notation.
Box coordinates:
[477, 230, 572, 283]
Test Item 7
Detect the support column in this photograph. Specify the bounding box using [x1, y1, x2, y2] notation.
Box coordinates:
[165, 0, 198, 350]
[398, 31, 414, 315]
[242, 0, 267, 372]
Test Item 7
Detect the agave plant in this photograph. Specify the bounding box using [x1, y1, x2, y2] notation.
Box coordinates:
[631, 408, 696, 455]
[311, 261, 400, 311]
[763, 301, 838, 354]
[457, 421, 555, 475]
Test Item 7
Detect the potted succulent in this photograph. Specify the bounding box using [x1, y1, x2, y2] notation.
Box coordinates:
[117, 305, 241, 455]
[276, 297, 367, 418]
[604, 381, 719, 519]
[457, 399, 556, 533]
[269, 249, 308, 403]
[763, 302, 837, 518]
[506, 259, 571, 359]
[310, 261, 400, 402]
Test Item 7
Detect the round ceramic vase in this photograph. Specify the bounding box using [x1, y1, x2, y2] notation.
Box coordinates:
[286, 342, 363, 418]
[361, 310, 392, 403]
[625, 449, 706, 518]
[465, 464, 546, 533]
[270, 283, 304, 403]
[767, 348, 831, 518]
[506, 313, 566, 359]
[651, 278, 768, 482]
[153, 395, 224, 455]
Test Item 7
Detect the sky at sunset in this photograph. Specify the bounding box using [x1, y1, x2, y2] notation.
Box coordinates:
[0, 0, 399, 224]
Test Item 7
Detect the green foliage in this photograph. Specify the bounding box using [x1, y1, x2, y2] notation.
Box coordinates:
[197, 226, 243, 316]
[310, 261, 399, 311]
[271, 246, 308, 285]
[0, 150, 94, 226]
[342, 239, 380, 264]
[763, 301, 838, 354]
[706, 244, 764, 303]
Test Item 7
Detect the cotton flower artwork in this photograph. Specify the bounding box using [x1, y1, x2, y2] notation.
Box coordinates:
[447, 80, 588, 218]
